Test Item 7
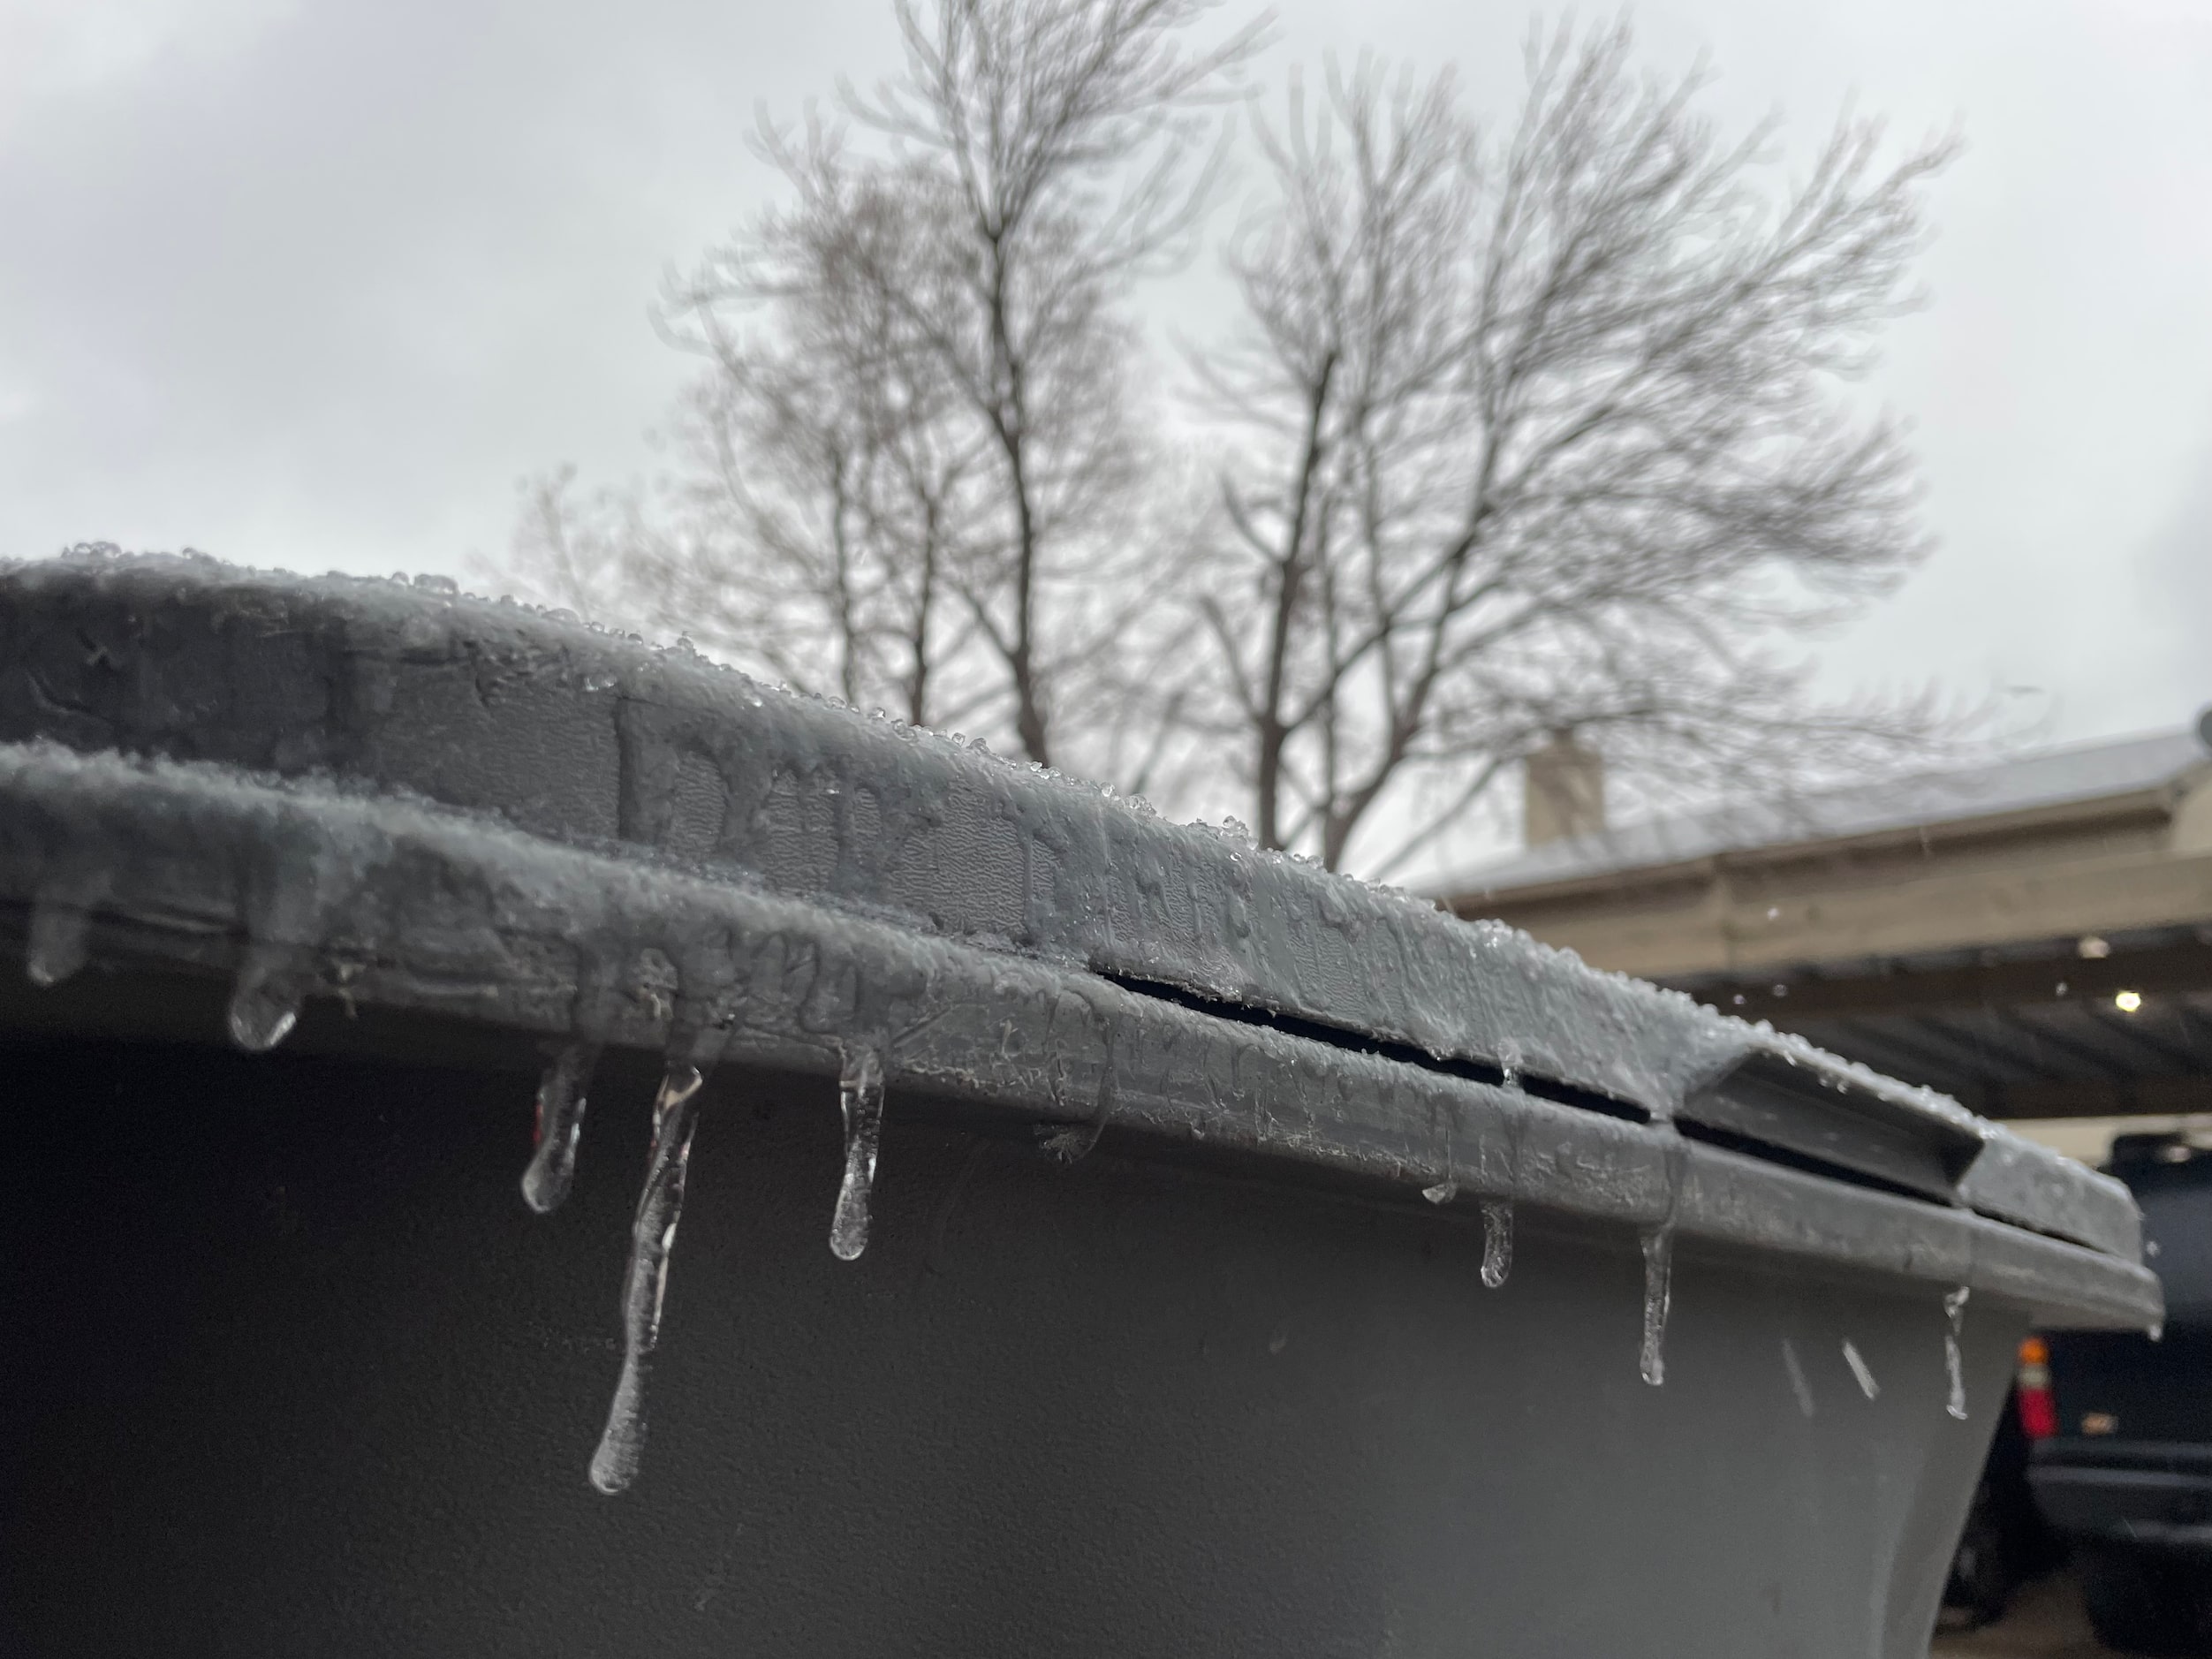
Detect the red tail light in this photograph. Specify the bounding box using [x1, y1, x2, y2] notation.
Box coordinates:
[2016, 1336, 2057, 1440]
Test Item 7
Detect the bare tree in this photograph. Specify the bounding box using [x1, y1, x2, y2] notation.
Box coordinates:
[1189, 26, 1958, 873]
[489, 465, 659, 629]
[494, 0, 1261, 769]
[641, 144, 1002, 726]
[663, 0, 1265, 764]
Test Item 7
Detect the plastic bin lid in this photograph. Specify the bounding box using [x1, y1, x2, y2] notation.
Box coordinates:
[0, 550, 2159, 1330]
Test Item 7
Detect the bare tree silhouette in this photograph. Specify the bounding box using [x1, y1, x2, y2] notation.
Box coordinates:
[1186, 25, 1958, 870]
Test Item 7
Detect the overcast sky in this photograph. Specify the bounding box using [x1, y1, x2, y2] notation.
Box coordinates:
[4, 0, 2208, 750]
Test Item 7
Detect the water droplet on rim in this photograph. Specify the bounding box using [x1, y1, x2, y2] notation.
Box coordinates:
[1480, 1200, 1513, 1290]
[227, 947, 305, 1052]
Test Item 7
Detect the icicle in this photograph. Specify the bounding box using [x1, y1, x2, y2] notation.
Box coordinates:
[25, 901, 91, 988]
[1781, 1338, 1816, 1418]
[589, 1063, 707, 1496]
[1843, 1339, 1880, 1400]
[1421, 1180, 1458, 1205]
[1480, 1200, 1513, 1290]
[227, 943, 304, 1052]
[1038, 1052, 1115, 1164]
[1637, 1129, 1686, 1385]
[521, 1042, 602, 1215]
[1943, 1287, 1971, 1420]
[830, 1047, 885, 1261]
[1638, 1225, 1675, 1386]
[223, 831, 386, 1054]
[25, 862, 109, 989]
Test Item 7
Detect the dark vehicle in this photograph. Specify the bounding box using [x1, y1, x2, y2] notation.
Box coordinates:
[2032, 1133, 2212, 1655]
[1943, 1376, 2064, 1627]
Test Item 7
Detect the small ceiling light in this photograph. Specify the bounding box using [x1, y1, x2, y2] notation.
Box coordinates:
[2114, 989, 2143, 1013]
[2079, 936, 2111, 959]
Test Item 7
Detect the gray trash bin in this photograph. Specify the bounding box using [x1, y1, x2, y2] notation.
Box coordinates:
[0, 550, 2159, 1657]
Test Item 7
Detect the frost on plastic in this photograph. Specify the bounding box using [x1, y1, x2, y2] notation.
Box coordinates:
[227, 942, 304, 1052]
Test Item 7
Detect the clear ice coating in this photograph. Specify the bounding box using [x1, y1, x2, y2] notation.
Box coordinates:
[1421, 1181, 1458, 1205]
[590, 1063, 707, 1496]
[830, 1048, 885, 1262]
[1943, 1286, 1971, 1420]
[1480, 1199, 1513, 1290]
[1781, 1337, 1816, 1418]
[1843, 1339, 1881, 1400]
[226, 943, 304, 1052]
[1639, 1225, 1674, 1385]
[521, 1042, 602, 1215]
[25, 900, 90, 988]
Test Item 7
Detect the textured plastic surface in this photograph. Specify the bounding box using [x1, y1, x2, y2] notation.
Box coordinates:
[4, 1036, 2028, 1659]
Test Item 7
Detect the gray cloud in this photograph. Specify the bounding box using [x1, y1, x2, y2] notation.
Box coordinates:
[4, 0, 2208, 741]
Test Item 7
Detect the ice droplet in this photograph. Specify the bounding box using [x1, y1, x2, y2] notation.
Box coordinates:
[1421, 1180, 1458, 1205]
[1639, 1225, 1674, 1386]
[25, 862, 111, 989]
[226, 945, 304, 1051]
[589, 1063, 707, 1496]
[830, 1048, 885, 1261]
[1943, 1286, 1971, 1420]
[521, 1042, 602, 1215]
[1037, 1058, 1116, 1163]
[25, 901, 91, 988]
[1480, 1200, 1513, 1290]
[1843, 1339, 1880, 1400]
[1781, 1337, 1816, 1418]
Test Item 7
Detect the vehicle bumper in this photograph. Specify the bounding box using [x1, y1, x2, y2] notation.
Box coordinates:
[2030, 1444, 2212, 1550]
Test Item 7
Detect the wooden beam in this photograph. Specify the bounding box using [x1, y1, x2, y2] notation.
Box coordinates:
[1476, 849, 2212, 981]
[1972, 1075, 2212, 1121]
[1679, 938, 2212, 1025]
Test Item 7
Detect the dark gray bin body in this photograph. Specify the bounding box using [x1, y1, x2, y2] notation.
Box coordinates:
[0, 553, 2161, 1657]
